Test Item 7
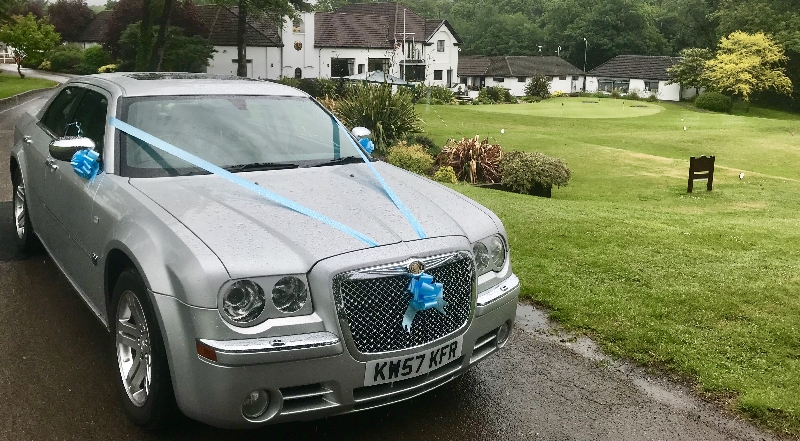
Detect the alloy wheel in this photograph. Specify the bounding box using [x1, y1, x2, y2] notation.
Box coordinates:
[116, 291, 153, 407]
[13, 179, 26, 240]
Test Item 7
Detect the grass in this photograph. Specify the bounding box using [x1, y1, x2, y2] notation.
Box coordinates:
[417, 97, 800, 437]
[0, 72, 58, 100]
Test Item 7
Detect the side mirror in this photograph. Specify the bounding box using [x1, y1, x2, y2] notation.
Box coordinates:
[351, 127, 371, 139]
[49, 137, 95, 162]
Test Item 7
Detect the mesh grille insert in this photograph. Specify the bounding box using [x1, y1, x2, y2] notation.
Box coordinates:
[334, 255, 474, 354]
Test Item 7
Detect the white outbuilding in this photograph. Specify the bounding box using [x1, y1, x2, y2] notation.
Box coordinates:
[457, 55, 585, 97]
[585, 55, 698, 101]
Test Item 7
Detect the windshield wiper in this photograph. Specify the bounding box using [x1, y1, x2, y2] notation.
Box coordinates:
[311, 156, 366, 167]
[223, 162, 299, 172]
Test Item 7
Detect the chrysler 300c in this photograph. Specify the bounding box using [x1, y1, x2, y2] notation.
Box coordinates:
[9, 73, 520, 429]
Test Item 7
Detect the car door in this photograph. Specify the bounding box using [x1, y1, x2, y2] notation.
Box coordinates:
[25, 86, 85, 249]
[42, 85, 111, 308]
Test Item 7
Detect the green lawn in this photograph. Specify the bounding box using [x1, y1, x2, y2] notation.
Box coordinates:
[0, 72, 58, 100]
[418, 98, 800, 437]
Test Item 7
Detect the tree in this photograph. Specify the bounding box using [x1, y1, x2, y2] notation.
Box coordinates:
[703, 31, 793, 101]
[524, 74, 550, 98]
[541, 0, 668, 71]
[667, 47, 713, 95]
[653, 0, 717, 54]
[0, 13, 60, 77]
[118, 21, 214, 72]
[48, 0, 94, 42]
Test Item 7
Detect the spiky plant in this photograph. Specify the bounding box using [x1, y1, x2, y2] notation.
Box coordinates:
[436, 136, 503, 184]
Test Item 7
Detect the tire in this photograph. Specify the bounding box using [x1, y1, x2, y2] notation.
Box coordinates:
[11, 167, 37, 253]
[112, 268, 177, 431]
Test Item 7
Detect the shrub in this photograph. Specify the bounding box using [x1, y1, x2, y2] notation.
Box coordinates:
[436, 135, 503, 183]
[646, 94, 658, 102]
[406, 135, 440, 156]
[610, 89, 622, 99]
[551, 90, 567, 98]
[520, 95, 543, 103]
[98, 64, 117, 73]
[627, 90, 641, 100]
[433, 166, 457, 184]
[501, 151, 571, 194]
[334, 83, 421, 155]
[38, 60, 51, 70]
[412, 84, 456, 104]
[476, 86, 516, 104]
[79, 45, 113, 74]
[386, 142, 434, 175]
[277, 77, 341, 99]
[695, 91, 733, 113]
[524, 74, 550, 98]
[47, 44, 85, 73]
[117, 23, 214, 73]
[594, 91, 609, 98]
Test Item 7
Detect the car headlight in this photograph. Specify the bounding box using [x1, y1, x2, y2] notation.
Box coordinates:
[472, 235, 507, 275]
[222, 280, 265, 323]
[271, 276, 308, 313]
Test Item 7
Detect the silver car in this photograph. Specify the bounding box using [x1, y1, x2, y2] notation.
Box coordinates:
[9, 73, 520, 429]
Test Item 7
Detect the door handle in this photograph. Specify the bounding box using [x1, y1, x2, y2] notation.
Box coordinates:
[45, 157, 58, 171]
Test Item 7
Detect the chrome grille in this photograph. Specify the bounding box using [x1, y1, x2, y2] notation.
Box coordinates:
[333, 253, 475, 355]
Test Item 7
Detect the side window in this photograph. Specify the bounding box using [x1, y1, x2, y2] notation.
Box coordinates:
[68, 89, 109, 153]
[41, 87, 83, 137]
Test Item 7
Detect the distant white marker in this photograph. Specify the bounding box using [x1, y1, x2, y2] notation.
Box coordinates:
[739, 172, 745, 180]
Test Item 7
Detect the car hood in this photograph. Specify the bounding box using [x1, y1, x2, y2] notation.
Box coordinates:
[129, 162, 498, 278]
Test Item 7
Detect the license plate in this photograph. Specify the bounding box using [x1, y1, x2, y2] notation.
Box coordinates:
[363, 336, 463, 386]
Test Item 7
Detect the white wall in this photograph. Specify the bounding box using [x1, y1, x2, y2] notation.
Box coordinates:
[280, 11, 319, 79]
[481, 75, 585, 96]
[424, 25, 458, 87]
[207, 46, 276, 78]
[656, 81, 681, 101]
[586, 76, 598, 93]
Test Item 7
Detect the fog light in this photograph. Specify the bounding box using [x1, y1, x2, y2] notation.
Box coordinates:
[242, 390, 269, 419]
[496, 322, 511, 348]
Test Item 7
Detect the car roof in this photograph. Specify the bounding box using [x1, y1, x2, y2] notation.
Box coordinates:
[73, 72, 308, 98]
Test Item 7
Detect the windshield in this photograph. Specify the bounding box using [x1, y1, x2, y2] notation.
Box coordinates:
[117, 95, 366, 177]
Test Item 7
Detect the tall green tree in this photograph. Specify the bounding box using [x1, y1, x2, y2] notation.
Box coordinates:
[654, 0, 717, 53]
[450, 0, 544, 56]
[47, 0, 94, 42]
[0, 13, 60, 77]
[541, 0, 668, 71]
[667, 47, 713, 94]
[703, 31, 793, 101]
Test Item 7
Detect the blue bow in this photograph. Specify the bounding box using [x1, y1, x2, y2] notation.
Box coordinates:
[71, 149, 101, 183]
[402, 272, 448, 333]
[359, 137, 375, 154]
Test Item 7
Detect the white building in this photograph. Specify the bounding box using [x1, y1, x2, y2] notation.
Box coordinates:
[585, 55, 698, 101]
[457, 55, 585, 97]
[201, 2, 462, 85]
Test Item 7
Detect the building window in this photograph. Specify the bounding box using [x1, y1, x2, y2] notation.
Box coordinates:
[331, 58, 354, 77]
[368, 58, 389, 73]
[434, 70, 443, 80]
[358, 64, 365, 74]
[404, 65, 425, 82]
[598, 78, 630, 93]
[517, 77, 526, 82]
[460, 77, 467, 84]
[437, 40, 445, 52]
[558, 75, 567, 80]
[292, 18, 304, 33]
[492, 77, 505, 82]
[646, 81, 659, 91]
[294, 67, 302, 79]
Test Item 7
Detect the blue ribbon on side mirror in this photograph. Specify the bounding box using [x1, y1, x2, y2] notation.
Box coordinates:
[402, 272, 447, 333]
[71, 149, 100, 183]
[359, 137, 374, 154]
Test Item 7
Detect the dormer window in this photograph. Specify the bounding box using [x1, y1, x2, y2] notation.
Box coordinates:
[292, 17, 304, 33]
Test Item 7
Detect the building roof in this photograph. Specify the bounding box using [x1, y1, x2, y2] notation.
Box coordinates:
[314, 12, 392, 48]
[76, 10, 112, 42]
[458, 55, 584, 77]
[197, 5, 282, 47]
[588, 55, 679, 81]
[322, 2, 461, 47]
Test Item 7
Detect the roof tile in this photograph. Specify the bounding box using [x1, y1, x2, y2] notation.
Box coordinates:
[588, 55, 679, 81]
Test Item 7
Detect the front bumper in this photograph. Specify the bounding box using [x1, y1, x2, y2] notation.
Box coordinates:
[152, 237, 520, 429]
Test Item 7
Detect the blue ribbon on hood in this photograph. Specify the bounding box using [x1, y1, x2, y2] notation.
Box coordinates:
[108, 116, 426, 247]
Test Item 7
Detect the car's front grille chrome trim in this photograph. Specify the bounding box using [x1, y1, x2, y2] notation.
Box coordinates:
[333, 251, 476, 360]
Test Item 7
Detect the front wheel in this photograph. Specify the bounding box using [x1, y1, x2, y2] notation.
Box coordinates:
[12, 167, 37, 253]
[112, 268, 177, 430]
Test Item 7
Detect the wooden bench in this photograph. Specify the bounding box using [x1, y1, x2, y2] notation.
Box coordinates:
[687, 155, 715, 193]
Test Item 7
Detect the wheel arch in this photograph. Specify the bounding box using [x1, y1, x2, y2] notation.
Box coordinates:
[105, 247, 145, 326]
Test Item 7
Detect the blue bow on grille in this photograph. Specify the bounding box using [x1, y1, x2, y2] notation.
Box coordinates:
[71, 149, 101, 183]
[402, 272, 448, 333]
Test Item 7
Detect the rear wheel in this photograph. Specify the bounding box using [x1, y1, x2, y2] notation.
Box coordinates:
[12, 167, 37, 253]
[112, 268, 177, 431]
